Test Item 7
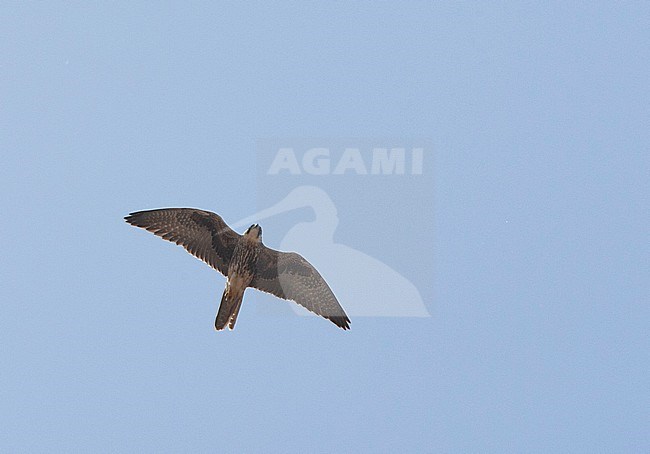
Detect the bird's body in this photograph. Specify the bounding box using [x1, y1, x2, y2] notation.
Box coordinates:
[125, 209, 350, 330]
[215, 225, 260, 330]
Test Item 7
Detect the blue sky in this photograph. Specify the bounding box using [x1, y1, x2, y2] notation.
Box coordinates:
[1, 2, 648, 452]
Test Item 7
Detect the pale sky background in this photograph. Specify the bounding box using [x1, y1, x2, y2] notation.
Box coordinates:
[1, 2, 649, 452]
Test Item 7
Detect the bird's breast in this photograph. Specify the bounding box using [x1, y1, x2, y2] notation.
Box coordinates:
[228, 241, 260, 280]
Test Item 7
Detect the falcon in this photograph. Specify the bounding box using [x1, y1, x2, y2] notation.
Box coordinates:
[125, 208, 350, 330]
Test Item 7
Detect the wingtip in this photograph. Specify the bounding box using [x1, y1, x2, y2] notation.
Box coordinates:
[332, 316, 351, 330]
[124, 211, 147, 226]
[124, 209, 165, 223]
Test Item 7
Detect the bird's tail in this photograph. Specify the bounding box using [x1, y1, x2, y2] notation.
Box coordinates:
[215, 286, 245, 331]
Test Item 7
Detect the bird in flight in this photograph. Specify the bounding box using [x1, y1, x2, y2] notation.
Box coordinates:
[125, 208, 350, 331]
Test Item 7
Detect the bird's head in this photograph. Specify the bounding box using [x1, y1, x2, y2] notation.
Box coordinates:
[244, 223, 262, 241]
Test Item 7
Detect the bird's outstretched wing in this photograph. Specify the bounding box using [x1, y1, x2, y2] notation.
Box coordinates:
[125, 208, 240, 276]
[251, 247, 350, 329]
